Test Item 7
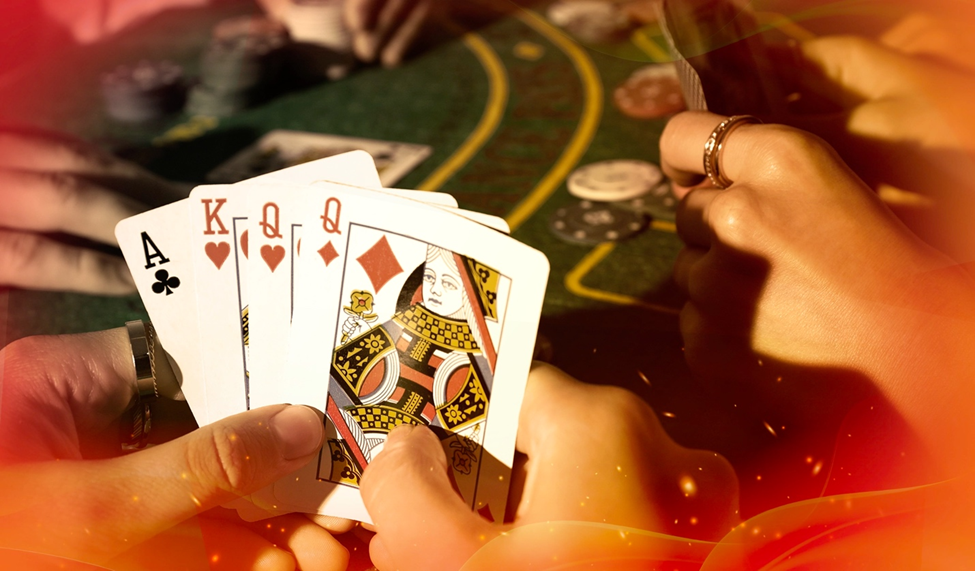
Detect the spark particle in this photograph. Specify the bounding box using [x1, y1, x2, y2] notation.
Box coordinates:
[763, 421, 777, 437]
[662, 411, 676, 418]
[637, 371, 651, 386]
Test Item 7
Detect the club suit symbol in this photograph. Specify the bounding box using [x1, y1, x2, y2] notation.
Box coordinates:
[151, 269, 180, 295]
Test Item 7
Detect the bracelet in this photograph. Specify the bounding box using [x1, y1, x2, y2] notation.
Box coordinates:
[122, 320, 158, 451]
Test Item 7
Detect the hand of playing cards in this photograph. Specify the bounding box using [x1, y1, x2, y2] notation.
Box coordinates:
[115, 151, 549, 524]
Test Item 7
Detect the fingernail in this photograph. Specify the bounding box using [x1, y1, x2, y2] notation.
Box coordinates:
[271, 406, 324, 460]
[355, 33, 379, 62]
[384, 424, 415, 446]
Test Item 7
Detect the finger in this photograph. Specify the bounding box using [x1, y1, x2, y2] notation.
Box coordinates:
[304, 514, 357, 534]
[345, 0, 383, 32]
[672, 246, 706, 294]
[0, 328, 136, 462]
[512, 364, 668, 531]
[0, 405, 327, 561]
[105, 516, 296, 570]
[0, 169, 145, 244]
[199, 517, 297, 571]
[0, 229, 136, 295]
[251, 514, 349, 571]
[352, 0, 417, 62]
[661, 111, 840, 192]
[0, 129, 119, 174]
[674, 187, 721, 248]
[798, 36, 916, 103]
[360, 425, 492, 571]
[379, 0, 431, 68]
[660, 111, 760, 187]
[677, 250, 768, 321]
[0, 129, 187, 206]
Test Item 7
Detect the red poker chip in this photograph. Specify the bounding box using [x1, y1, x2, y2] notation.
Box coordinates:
[614, 65, 686, 120]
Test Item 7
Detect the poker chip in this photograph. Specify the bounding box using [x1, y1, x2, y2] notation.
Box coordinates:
[567, 159, 663, 202]
[613, 64, 686, 120]
[187, 15, 288, 117]
[101, 60, 185, 123]
[549, 200, 647, 245]
[546, 1, 636, 44]
[613, 181, 679, 222]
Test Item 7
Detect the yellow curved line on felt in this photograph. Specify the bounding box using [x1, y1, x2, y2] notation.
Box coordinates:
[632, 27, 670, 62]
[565, 242, 681, 315]
[416, 32, 509, 192]
[505, 10, 603, 232]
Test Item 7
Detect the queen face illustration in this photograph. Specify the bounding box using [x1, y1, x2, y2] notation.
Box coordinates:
[422, 252, 464, 319]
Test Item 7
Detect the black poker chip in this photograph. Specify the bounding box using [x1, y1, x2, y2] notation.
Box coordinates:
[549, 199, 648, 245]
[612, 181, 679, 223]
[101, 60, 185, 123]
[187, 15, 289, 117]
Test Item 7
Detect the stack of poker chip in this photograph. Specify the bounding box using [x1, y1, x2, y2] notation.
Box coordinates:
[101, 60, 186, 123]
[186, 15, 288, 118]
[550, 160, 677, 245]
[614, 65, 686, 120]
[282, 0, 356, 81]
[546, 0, 637, 44]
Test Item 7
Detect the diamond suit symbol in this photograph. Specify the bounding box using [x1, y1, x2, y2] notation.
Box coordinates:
[356, 236, 402, 293]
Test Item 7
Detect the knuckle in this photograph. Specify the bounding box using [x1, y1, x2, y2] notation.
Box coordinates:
[584, 385, 654, 439]
[756, 126, 832, 179]
[190, 424, 258, 494]
[707, 189, 756, 248]
[0, 336, 46, 374]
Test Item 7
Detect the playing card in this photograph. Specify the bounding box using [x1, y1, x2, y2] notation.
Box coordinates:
[116, 200, 209, 425]
[207, 130, 434, 188]
[246, 153, 467, 411]
[189, 185, 252, 421]
[276, 182, 549, 523]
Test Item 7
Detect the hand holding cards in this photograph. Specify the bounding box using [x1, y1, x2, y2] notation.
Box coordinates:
[115, 152, 549, 524]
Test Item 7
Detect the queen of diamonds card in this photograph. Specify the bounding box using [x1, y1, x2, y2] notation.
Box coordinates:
[320, 225, 510, 516]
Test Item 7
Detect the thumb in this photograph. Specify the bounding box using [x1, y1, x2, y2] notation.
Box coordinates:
[0, 404, 324, 563]
[360, 425, 494, 571]
[122, 404, 324, 518]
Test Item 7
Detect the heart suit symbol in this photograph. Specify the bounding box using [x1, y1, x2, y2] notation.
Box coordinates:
[205, 242, 230, 270]
[261, 244, 285, 272]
